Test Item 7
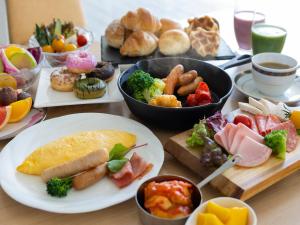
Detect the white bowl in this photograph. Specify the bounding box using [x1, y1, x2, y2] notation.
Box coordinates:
[185, 197, 257, 225]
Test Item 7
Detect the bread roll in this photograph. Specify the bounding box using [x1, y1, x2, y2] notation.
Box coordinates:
[121, 8, 161, 33]
[120, 31, 158, 57]
[159, 29, 190, 55]
[159, 18, 182, 36]
[105, 20, 125, 49]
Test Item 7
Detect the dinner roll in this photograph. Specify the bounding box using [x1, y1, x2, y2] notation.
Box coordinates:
[159, 29, 190, 55]
[159, 18, 182, 36]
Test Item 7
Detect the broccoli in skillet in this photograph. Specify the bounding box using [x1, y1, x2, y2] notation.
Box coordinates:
[127, 70, 154, 102]
[46, 177, 72, 197]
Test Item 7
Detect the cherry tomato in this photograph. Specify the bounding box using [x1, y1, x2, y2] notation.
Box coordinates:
[52, 38, 65, 52]
[197, 82, 210, 92]
[187, 94, 198, 106]
[42, 45, 54, 53]
[195, 89, 212, 102]
[233, 114, 252, 128]
[77, 34, 87, 47]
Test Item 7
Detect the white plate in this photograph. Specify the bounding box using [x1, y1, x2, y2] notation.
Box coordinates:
[34, 67, 123, 108]
[0, 113, 164, 213]
[234, 70, 300, 104]
[0, 108, 46, 140]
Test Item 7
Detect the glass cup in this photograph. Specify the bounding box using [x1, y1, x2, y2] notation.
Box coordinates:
[234, 11, 265, 50]
[251, 24, 287, 55]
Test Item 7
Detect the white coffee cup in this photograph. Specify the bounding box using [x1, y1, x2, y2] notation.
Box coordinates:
[252, 53, 299, 96]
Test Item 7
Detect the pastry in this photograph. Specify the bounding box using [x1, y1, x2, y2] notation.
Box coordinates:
[120, 31, 158, 57]
[149, 95, 182, 108]
[185, 16, 219, 34]
[121, 8, 161, 33]
[159, 18, 182, 36]
[158, 29, 190, 55]
[50, 69, 78, 92]
[66, 52, 97, 74]
[86, 62, 115, 82]
[185, 16, 220, 57]
[105, 20, 126, 49]
[74, 77, 106, 99]
[189, 28, 220, 57]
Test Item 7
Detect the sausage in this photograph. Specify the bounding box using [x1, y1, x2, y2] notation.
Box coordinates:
[164, 64, 184, 95]
[178, 70, 198, 86]
[73, 163, 107, 190]
[41, 149, 109, 182]
[177, 76, 203, 96]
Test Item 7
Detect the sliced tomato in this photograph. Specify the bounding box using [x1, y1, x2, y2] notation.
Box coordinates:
[197, 82, 210, 92]
[187, 94, 198, 106]
[233, 114, 252, 129]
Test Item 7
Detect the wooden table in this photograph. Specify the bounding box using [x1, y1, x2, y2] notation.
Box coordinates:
[1, 16, 300, 225]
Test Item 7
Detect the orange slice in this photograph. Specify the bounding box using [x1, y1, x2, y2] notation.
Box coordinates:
[8, 97, 32, 123]
[0, 73, 17, 89]
[0, 106, 12, 130]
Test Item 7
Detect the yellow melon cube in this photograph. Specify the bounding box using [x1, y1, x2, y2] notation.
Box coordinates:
[197, 213, 225, 225]
[206, 201, 231, 223]
[226, 207, 248, 225]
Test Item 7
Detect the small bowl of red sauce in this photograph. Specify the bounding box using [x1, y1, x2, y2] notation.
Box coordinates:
[135, 175, 202, 225]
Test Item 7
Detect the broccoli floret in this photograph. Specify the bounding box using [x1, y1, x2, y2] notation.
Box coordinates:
[264, 130, 287, 159]
[46, 177, 72, 197]
[127, 70, 154, 92]
[143, 78, 165, 102]
[186, 132, 204, 147]
[133, 91, 146, 102]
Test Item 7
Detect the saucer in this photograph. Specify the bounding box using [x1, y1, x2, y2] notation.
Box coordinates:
[234, 70, 300, 104]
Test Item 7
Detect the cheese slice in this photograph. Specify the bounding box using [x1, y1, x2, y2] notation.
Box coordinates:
[17, 130, 136, 175]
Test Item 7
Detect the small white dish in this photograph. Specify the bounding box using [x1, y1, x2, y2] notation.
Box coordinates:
[0, 113, 164, 213]
[234, 70, 300, 104]
[0, 108, 46, 140]
[185, 197, 257, 225]
[34, 67, 123, 108]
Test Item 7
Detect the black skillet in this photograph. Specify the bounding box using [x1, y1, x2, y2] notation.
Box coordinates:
[118, 55, 251, 130]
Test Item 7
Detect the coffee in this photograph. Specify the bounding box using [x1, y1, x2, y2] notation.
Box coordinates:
[259, 62, 291, 69]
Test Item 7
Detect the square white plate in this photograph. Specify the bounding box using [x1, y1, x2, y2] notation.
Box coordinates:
[34, 67, 123, 108]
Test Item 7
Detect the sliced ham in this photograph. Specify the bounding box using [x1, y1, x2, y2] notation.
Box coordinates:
[230, 123, 264, 154]
[271, 120, 298, 152]
[265, 115, 281, 134]
[255, 114, 268, 136]
[110, 153, 151, 188]
[214, 129, 226, 149]
[227, 123, 237, 148]
[236, 136, 272, 167]
[248, 114, 258, 133]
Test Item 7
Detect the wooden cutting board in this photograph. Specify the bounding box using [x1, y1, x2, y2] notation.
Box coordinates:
[165, 129, 300, 200]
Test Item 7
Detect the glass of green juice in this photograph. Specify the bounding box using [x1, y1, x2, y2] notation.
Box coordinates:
[251, 24, 287, 55]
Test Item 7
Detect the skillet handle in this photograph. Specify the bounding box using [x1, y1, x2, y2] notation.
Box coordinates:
[218, 54, 252, 70]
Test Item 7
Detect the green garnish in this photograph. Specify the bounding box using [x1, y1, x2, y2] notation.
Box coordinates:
[264, 130, 288, 159]
[46, 177, 72, 197]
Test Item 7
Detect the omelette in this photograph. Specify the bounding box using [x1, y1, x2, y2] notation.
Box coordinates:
[17, 130, 136, 175]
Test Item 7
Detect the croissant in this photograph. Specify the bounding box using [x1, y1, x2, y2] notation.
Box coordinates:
[121, 8, 161, 33]
[120, 30, 158, 57]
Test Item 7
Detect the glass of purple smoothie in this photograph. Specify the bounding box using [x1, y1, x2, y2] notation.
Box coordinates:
[234, 2, 265, 50]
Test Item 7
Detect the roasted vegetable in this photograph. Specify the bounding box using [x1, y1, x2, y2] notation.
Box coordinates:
[143, 78, 165, 102]
[46, 177, 72, 197]
[127, 70, 154, 102]
[264, 130, 287, 159]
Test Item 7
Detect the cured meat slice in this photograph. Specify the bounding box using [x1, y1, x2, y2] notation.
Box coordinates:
[230, 123, 264, 155]
[214, 128, 226, 149]
[255, 114, 268, 136]
[111, 153, 151, 188]
[271, 120, 298, 152]
[236, 136, 272, 167]
[130, 152, 149, 178]
[265, 115, 281, 134]
[227, 123, 237, 148]
[248, 114, 258, 133]
[111, 161, 134, 188]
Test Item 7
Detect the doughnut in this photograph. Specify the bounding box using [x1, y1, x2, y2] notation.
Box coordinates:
[86, 62, 115, 82]
[50, 69, 78, 92]
[66, 51, 97, 74]
[74, 77, 106, 99]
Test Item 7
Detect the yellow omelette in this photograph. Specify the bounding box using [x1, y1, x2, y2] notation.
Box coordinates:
[17, 130, 136, 175]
